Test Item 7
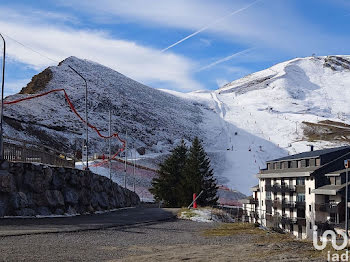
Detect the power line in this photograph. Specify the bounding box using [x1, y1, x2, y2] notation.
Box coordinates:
[1, 33, 59, 64]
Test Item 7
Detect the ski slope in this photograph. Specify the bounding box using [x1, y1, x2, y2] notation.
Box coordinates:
[3, 55, 350, 195]
[165, 56, 350, 194]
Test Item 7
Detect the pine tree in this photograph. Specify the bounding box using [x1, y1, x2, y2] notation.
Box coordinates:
[183, 137, 218, 206]
[150, 139, 187, 207]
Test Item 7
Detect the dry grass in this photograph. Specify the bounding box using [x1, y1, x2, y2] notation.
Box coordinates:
[203, 223, 264, 237]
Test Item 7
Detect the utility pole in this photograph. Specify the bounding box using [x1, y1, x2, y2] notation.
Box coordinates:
[345, 160, 349, 237]
[68, 65, 89, 170]
[124, 130, 127, 188]
[109, 109, 112, 181]
[133, 145, 136, 193]
[0, 33, 5, 159]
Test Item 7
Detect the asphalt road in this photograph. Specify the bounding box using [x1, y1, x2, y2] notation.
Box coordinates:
[0, 207, 176, 236]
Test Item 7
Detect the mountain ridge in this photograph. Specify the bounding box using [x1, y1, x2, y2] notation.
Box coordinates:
[4, 55, 350, 195]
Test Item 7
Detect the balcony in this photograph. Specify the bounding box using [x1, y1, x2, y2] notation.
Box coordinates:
[273, 199, 281, 208]
[281, 215, 292, 224]
[282, 199, 296, 208]
[295, 201, 306, 209]
[281, 184, 296, 193]
[249, 198, 259, 205]
[296, 184, 305, 193]
[315, 202, 339, 213]
[297, 218, 306, 226]
[265, 183, 296, 193]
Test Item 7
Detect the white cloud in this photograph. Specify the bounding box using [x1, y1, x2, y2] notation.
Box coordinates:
[0, 9, 202, 92]
[4, 79, 30, 97]
[59, 0, 350, 55]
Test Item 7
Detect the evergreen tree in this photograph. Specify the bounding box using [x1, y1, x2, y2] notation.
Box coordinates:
[150, 139, 187, 207]
[182, 137, 218, 206]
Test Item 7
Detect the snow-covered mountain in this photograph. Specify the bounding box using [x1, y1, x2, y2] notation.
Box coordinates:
[4, 55, 350, 195]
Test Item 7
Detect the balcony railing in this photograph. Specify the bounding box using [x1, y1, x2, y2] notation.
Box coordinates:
[296, 184, 305, 193]
[249, 198, 259, 205]
[315, 202, 339, 213]
[265, 183, 296, 193]
[295, 201, 306, 209]
[273, 199, 281, 208]
[282, 199, 296, 208]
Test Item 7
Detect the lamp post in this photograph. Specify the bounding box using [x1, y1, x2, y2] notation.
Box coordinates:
[345, 159, 349, 237]
[109, 108, 111, 181]
[0, 33, 5, 159]
[68, 65, 89, 170]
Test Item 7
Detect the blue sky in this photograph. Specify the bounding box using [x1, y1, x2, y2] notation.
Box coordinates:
[1, 0, 350, 95]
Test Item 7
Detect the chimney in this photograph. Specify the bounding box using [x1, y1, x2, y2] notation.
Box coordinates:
[309, 145, 314, 151]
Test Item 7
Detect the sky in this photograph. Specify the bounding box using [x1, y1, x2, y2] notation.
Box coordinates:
[1, 0, 350, 95]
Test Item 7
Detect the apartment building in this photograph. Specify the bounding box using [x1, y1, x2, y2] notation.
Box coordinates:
[242, 185, 259, 223]
[245, 146, 350, 239]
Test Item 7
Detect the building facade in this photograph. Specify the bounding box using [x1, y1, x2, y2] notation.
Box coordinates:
[245, 146, 350, 239]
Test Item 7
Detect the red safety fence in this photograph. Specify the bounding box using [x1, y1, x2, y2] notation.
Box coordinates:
[4, 88, 125, 167]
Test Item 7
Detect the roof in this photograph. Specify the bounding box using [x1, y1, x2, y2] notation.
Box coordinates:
[312, 182, 350, 195]
[268, 146, 350, 162]
[251, 185, 259, 191]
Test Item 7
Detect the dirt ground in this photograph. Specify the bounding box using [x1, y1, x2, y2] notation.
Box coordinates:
[0, 220, 326, 261]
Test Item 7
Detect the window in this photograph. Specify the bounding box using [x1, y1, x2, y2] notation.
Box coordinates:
[262, 200, 264, 205]
[288, 161, 292, 168]
[310, 222, 312, 229]
[296, 177, 305, 185]
[309, 188, 311, 194]
[297, 160, 302, 168]
[306, 159, 310, 167]
[297, 193, 305, 202]
[309, 205, 311, 212]
[316, 158, 321, 166]
[266, 191, 271, 200]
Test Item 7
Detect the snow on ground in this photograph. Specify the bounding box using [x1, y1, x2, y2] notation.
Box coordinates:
[76, 160, 155, 202]
[179, 208, 235, 223]
[4, 55, 350, 196]
[166, 56, 350, 194]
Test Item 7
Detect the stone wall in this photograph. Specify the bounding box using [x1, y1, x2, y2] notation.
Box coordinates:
[0, 160, 140, 217]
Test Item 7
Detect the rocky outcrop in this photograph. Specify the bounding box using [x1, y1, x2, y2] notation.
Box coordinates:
[19, 68, 53, 94]
[0, 160, 140, 217]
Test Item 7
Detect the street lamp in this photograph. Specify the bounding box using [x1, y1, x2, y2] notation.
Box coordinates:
[345, 159, 350, 237]
[0, 33, 6, 159]
[68, 65, 89, 170]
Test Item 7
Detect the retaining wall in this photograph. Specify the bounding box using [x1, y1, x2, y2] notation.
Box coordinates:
[0, 160, 140, 217]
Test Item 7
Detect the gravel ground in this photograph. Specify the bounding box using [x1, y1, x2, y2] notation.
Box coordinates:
[0, 219, 324, 262]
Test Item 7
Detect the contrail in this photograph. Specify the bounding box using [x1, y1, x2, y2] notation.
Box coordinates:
[197, 47, 255, 72]
[161, 0, 261, 53]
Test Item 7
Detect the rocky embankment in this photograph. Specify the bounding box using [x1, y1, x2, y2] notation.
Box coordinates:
[0, 160, 140, 217]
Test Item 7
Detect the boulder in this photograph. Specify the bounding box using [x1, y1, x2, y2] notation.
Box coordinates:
[54, 208, 64, 215]
[0, 160, 9, 170]
[45, 190, 64, 207]
[136, 147, 146, 155]
[23, 169, 49, 193]
[0, 171, 15, 193]
[66, 206, 77, 215]
[15, 208, 36, 217]
[0, 199, 8, 217]
[37, 206, 51, 216]
[10, 192, 28, 209]
[52, 172, 64, 190]
[63, 188, 79, 205]
[97, 192, 109, 208]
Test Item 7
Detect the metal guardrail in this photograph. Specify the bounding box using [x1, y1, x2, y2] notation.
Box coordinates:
[2, 136, 75, 168]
